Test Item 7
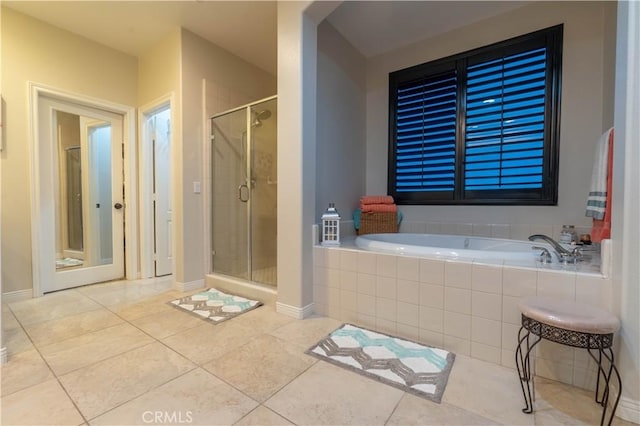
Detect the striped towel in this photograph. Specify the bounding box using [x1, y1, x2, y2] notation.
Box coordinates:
[586, 128, 614, 220]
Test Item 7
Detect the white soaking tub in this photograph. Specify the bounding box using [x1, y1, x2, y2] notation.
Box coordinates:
[355, 233, 552, 261]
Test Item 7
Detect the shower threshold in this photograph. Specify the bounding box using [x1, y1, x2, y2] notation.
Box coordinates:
[206, 272, 277, 306]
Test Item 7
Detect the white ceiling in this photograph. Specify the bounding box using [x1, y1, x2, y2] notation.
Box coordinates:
[4, 1, 530, 76]
[326, 1, 529, 58]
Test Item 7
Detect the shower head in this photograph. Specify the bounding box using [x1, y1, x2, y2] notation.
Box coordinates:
[252, 109, 272, 127]
[256, 110, 271, 121]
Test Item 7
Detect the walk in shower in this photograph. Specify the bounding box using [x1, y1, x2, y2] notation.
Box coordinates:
[210, 96, 277, 288]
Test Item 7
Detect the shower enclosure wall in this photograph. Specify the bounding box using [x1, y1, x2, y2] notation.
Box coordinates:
[210, 96, 277, 288]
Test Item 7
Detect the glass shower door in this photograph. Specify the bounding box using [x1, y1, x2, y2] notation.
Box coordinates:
[210, 96, 277, 287]
[250, 98, 277, 286]
[211, 108, 249, 280]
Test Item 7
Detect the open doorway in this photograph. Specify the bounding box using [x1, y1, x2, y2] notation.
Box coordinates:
[140, 100, 173, 277]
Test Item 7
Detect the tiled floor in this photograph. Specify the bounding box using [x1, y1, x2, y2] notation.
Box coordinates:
[1, 277, 632, 425]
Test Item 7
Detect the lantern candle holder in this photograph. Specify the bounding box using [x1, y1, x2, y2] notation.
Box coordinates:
[321, 203, 341, 246]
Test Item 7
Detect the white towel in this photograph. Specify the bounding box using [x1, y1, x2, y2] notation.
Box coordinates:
[585, 128, 613, 220]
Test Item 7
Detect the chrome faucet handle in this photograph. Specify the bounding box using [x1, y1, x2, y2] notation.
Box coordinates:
[532, 246, 552, 264]
[558, 247, 583, 264]
[570, 246, 584, 260]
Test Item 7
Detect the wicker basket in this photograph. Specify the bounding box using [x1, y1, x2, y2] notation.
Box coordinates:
[357, 211, 398, 235]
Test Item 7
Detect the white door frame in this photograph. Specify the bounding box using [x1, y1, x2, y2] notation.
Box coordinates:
[29, 82, 138, 297]
[139, 94, 175, 278]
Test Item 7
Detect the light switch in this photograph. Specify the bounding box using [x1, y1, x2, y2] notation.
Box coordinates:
[193, 181, 201, 194]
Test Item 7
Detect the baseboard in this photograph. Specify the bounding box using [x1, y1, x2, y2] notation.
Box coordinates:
[0, 347, 6, 365]
[618, 396, 640, 424]
[276, 301, 314, 319]
[173, 279, 204, 293]
[2, 289, 33, 304]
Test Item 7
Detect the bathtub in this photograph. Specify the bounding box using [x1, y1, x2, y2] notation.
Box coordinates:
[314, 228, 609, 392]
[355, 233, 552, 261]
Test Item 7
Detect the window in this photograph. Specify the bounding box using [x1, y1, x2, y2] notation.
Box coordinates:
[388, 25, 563, 205]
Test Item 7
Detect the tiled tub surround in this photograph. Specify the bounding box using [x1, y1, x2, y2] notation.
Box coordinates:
[312, 243, 613, 392]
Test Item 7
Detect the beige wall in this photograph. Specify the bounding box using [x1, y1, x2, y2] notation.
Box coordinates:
[365, 1, 616, 228]
[316, 21, 367, 224]
[138, 29, 181, 108]
[181, 29, 276, 285]
[0, 7, 138, 293]
[277, 1, 317, 310]
[602, 3, 617, 128]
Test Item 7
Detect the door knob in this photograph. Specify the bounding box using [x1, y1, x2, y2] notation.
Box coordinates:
[114, 203, 123, 210]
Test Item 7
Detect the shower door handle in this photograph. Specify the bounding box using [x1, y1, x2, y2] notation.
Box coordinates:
[238, 183, 249, 202]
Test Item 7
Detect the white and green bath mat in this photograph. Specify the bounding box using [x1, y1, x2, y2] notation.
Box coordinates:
[169, 288, 262, 324]
[307, 324, 455, 403]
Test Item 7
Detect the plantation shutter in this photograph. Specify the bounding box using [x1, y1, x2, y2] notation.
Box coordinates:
[394, 71, 457, 194]
[388, 25, 561, 205]
[464, 47, 547, 191]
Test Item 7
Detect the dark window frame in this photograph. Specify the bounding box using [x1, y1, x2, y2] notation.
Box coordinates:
[388, 25, 563, 205]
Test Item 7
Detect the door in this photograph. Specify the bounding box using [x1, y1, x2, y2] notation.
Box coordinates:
[249, 98, 277, 286]
[210, 97, 277, 286]
[211, 107, 250, 280]
[150, 107, 172, 276]
[39, 96, 125, 292]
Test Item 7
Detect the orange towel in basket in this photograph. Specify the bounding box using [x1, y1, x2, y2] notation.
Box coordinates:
[360, 195, 394, 205]
[360, 204, 398, 213]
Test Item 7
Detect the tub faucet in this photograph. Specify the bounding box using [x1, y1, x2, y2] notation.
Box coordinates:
[528, 234, 581, 263]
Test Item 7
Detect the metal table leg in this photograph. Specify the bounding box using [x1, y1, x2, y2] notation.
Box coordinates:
[515, 325, 542, 414]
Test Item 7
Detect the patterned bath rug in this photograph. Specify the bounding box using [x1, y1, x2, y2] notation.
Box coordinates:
[169, 288, 262, 324]
[55, 257, 83, 269]
[306, 323, 456, 403]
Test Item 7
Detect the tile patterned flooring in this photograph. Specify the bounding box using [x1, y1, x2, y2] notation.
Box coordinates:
[1, 277, 633, 425]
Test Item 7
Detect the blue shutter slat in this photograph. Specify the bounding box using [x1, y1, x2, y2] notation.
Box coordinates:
[393, 71, 457, 193]
[464, 46, 547, 191]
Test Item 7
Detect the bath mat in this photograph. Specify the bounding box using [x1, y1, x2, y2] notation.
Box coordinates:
[306, 323, 455, 403]
[169, 288, 262, 324]
[55, 257, 83, 269]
